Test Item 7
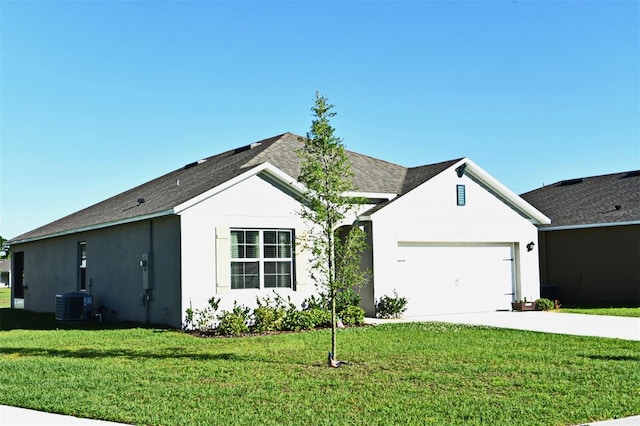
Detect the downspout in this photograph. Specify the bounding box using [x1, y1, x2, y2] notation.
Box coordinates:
[145, 220, 154, 324]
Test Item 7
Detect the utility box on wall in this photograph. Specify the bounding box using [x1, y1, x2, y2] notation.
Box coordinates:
[141, 253, 151, 290]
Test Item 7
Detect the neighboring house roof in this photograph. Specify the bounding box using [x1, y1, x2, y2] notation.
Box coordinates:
[0, 259, 10, 273]
[9, 132, 547, 244]
[520, 170, 640, 230]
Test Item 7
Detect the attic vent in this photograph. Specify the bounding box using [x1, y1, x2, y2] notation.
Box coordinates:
[184, 159, 207, 169]
[557, 178, 583, 186]
[233, 142, 262, 154]
[622, 170, 640, 178]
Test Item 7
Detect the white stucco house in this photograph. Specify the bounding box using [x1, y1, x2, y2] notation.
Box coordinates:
[7, 133, 550, 327]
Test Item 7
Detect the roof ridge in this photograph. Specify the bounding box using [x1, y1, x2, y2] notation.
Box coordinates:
[407, 157, 465, 171]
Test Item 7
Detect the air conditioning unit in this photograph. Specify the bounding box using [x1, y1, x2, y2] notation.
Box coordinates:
[55, 292, 93, 321]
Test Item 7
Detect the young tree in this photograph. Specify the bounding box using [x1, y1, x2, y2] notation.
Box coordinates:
[0, 236, 8, 258]
[297, 92, 368, 365]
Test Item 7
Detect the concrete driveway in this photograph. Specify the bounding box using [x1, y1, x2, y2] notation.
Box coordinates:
[365, 310, 640, 340]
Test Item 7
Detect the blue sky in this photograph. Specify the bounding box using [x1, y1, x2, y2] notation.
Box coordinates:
[1, 1, 638, 239]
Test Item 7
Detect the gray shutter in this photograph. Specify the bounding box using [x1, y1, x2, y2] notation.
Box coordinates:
[295, 228, 312, 292]
[215, 227, 231, 294]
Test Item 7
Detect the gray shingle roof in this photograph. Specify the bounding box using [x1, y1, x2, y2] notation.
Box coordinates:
[361, 158, 462, 216]
[402, 159, 462, 194]
[520, 170, 640, 228]
[10, 132, 457, 243]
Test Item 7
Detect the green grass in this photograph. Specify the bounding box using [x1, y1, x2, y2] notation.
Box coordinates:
[1, 309, 639, 425]
[559, 307, 640, 318]
[0, 287, 10, 308]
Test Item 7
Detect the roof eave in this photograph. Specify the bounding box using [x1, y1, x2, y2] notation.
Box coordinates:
[539, 220, 640, 231]
[344, 191, 397, 201]
[8, 209, 176, 246]
[458, 159, 552, 225]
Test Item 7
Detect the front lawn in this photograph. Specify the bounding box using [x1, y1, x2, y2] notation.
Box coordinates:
[0, 287, 10, 308]
[0, 309, 638, 425]
[559, 307, 640, 318]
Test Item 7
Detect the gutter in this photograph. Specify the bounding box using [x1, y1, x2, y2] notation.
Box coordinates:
[538, 220, 640, 232]
[8, 210, 175, 245]
[461, 159, 551, 225]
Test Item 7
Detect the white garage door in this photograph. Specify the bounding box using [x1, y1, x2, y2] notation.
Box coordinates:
[396, 243, 515, 316]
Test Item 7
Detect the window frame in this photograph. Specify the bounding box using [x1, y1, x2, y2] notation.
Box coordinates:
[78, 241, 87, 291]
[230, 229, 294, 290]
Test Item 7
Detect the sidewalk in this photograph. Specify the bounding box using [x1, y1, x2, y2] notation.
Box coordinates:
[0, 405, 128, 425]
[2, 404, 637, 425]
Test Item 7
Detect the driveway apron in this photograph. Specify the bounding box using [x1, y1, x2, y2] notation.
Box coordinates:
[366, 311, 640, 341]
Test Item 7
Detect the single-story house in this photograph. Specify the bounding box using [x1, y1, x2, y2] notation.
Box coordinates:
[521, 170, 640, 306]
[8, 133, 550, 327]
[0, 259, 10, 287]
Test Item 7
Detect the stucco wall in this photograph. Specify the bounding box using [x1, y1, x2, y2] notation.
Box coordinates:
[11, 216, 182, 327]
[367, 167, 541, 313]
[539, 224, 640, 306]
[179, 174, 321, 318]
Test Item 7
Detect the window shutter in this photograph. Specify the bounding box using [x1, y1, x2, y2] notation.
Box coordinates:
[215, 227, 231, 294]
[295, 228, 312, 292]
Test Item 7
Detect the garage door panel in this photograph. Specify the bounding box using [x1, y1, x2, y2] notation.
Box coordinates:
[396, 244, 514, 316]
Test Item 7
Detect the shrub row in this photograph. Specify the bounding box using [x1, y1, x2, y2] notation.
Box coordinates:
[184, 291, 365, 336]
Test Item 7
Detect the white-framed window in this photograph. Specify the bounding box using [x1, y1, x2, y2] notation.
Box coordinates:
[230, 229, 293, 290]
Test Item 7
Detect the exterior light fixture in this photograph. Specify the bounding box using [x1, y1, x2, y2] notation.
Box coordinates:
[455, 163, 467, 178]
[526, 242, 535, 252]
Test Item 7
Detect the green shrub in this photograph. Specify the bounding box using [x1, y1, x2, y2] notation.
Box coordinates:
[251, 296, 286, 333]
[281, 309, 315, 331]
[339, 305, 365, 326]
[302, 293, 328, 311]
[183, 307, 194, 330]
[335, 288, 361, 312]
[252, 306, 285, 333]
[376, 290, 408, 319]
[187, 297, 220, 331]
[306, 308, 332, 328]
[535, 298, 554, 311]
[217, 303, 250, 336]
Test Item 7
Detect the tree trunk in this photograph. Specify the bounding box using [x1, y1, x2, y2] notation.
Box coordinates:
[331, 288, 337, 362]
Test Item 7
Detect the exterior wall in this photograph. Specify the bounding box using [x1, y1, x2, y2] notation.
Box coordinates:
[539, 224, 640, 306]
[354, 221, 375, 315]
[367, 167, 541, 315]
[10, 216, 182, 327]
[179, 174, 320, 318]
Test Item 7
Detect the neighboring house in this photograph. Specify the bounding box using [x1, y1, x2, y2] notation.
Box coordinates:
[0, 259, 10, 287]
[8, 133, 549, 327]
[521, 171, 640, 306]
